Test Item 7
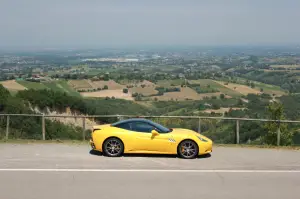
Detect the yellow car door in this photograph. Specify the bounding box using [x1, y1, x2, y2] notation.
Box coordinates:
[130, 121, 175, 153]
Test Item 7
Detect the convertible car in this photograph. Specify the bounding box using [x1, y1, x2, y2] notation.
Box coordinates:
[90, 118, 212, 159]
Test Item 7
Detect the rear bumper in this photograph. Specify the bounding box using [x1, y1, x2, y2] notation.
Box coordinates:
[90, 139, 96, 149]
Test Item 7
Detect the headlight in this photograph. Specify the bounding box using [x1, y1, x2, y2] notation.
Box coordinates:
[197, 136, 208, 142]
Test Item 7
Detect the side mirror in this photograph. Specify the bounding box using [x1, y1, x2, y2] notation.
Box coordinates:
[151, 130, 159, 136]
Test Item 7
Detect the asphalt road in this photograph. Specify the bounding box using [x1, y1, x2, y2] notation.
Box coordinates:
[0, 143, 299, 199]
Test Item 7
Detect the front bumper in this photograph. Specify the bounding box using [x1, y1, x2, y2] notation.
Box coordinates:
[199, 141, 213, 155]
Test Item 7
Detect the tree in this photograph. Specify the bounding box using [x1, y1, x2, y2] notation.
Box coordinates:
[250, 82, 255, 88]
[123, 88, 128, 94]
[237, 98, 243, 106]
[0, 85, 10, 111]
[103, 74, 109, 81]
[220, 93, 225, 100]
[260, 88, 264, 92]
[103, 85, 108, 90]
[263, 102, 293, 145]
[134, 95, 142, 101]
[212, 103, 220, 110]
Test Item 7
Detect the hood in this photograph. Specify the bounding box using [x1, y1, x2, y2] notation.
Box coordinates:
[171, 128, 211, 140]
[171, 128, 198, 136]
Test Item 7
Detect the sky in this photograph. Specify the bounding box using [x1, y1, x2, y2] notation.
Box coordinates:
[0, 0, 300, 48]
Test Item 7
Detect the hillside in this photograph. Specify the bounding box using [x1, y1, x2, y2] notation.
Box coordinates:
[0, 85, 149, 140]
[0, 80, 81, 97]
[1, 84, 300, 145]
[1, 77, 288, 103]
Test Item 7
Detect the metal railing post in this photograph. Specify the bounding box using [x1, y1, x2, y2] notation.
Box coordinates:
[277, 124, 281, 146]
[6, 115, 10, 140]
[236, 120, 240, 144]
[42, 114, 45, 140]
[198, 118, 201, 133]
[82, 117, 86, 141]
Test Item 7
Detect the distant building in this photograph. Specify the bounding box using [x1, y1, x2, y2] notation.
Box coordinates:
[178, 73, 185, 78]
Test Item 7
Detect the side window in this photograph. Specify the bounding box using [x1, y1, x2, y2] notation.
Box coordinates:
[131, 122, 155, 133]
[115, 122, 132, 131]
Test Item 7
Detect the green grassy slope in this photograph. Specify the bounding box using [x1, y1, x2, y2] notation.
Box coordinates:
[17, 81, 48, 90]
[17, 80, 80, 97]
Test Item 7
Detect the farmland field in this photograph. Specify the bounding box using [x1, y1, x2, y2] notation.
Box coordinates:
[189, 79, 242, 97]
[42, 81, 80, 96]
[226, 77, 287, 96]
[251, 81, 286, 96]
[120, 80, 156, 87]
[214, 80, 261, 96]
[91, 80, 124, 90]
[0, 80, 27, 91]
[17, 80, 49, 90]
[156, 79, 185, 87]
[270, 64, 300, 69]
[12, 80, 80, 96]
[129, 86, 158, 96]
[80, 89, 134, 100]
[68, 80, 93, 90]
[262, 69, 300, 73]
[149, 87, 221, 101]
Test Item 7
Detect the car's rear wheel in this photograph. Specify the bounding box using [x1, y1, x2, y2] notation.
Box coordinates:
[177, 140, 199, 159]
[103, 137, 124, 157]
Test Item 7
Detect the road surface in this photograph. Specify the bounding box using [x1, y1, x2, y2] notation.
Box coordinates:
[0, 143, 299, 199]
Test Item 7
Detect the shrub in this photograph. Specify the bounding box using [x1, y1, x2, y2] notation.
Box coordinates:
[123, 88, 128, 94]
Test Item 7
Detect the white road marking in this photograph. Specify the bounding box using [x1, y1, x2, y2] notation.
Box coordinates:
[0, 169, 299, 173]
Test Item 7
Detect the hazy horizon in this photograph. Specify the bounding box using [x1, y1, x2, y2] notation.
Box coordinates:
[1, 0, 300, 49]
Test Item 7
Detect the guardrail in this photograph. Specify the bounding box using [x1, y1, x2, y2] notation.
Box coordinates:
[1, 113, 299, 146]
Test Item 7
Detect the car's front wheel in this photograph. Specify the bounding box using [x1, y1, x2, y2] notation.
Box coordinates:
[177, 140, 199, 159]
[103, 137, 124, 157]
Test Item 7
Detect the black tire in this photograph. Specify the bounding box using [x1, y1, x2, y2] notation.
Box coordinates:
[177, 140, 199, 159]
[102, 137, 124, 157]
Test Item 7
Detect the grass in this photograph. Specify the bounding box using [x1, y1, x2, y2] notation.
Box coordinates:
[17, 80, 48, 90]
[227, 77, 286, 96]
[43, 81, 80, 97]
[156, 79, 185, 87]
[8, 90, 18, 96]
[87, 69, 101, 76]
[17, 80, 81, 96]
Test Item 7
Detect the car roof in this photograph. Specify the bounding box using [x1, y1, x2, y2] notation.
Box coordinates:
[111, 118, 150, 126]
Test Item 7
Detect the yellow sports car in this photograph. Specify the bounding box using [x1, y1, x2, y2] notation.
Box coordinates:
[90, 118, 212, 159]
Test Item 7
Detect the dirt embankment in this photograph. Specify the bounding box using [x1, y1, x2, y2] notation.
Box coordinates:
[30, 106, 99, 130]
